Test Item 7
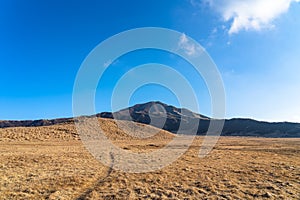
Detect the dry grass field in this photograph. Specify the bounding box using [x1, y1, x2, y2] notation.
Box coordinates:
[0, 118, 299, 199]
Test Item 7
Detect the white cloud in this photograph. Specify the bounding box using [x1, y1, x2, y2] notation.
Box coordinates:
[211, 27, 218, 34]
[103, 59, 112, 68]
[178, 33, 204, 56]
[204, 0, 300, 34]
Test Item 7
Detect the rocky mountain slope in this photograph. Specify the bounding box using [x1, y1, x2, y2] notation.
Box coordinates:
[99, 101, 300, 138]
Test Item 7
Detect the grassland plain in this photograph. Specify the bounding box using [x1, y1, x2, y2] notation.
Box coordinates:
[0, 118, 299, 199]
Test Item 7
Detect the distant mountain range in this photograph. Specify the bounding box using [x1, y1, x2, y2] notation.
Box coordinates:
[1, 101, 300, 137]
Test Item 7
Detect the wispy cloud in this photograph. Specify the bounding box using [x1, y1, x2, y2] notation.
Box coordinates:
[103, 59, 120, 68]
[200, 0, 300, 34]
[103, 59, 112, 68]
[178, 33, 204, 56]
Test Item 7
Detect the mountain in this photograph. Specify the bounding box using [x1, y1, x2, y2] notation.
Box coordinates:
[98, 101, 300, 138]
[98, 101, 209, 134]
[1, 101, 300, 137]
[0, 118, 74, 128]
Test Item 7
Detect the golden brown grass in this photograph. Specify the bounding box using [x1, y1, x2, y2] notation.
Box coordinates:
[0, 118, 299, 199]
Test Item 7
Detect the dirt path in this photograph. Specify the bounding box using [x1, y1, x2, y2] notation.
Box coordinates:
[75, 152, 115, 200]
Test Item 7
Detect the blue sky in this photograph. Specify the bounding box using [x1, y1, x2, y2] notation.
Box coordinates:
[0, 0, 300, 122]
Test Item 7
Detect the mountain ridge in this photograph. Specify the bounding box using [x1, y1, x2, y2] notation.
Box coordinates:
[1, 101, 300, 137]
